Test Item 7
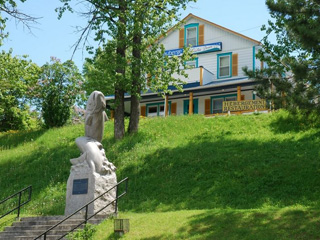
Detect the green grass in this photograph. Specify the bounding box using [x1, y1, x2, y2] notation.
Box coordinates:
[1, 110, 320, 239]
[94, 207, 320, 240]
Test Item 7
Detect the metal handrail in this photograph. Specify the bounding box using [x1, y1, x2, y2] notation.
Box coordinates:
[0, 185, 32, 219]
[34, 177, 128, 240]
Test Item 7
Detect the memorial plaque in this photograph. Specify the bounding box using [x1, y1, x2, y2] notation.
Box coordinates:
[72, 178, 88, 195]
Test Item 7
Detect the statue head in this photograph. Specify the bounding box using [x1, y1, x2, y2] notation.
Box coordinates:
[85, 91, 107, 142]
[86, 91, 106, 113]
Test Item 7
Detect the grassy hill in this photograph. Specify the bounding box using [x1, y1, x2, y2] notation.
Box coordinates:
[1, 110, 320, 239]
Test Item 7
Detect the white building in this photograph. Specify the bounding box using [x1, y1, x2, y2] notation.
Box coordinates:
[121, 13, 264, 117]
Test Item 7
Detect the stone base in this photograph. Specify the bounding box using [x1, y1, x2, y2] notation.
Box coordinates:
[65, 162, 117, 216]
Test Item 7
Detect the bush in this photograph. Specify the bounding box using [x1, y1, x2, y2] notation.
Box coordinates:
[67, 224, 97, 240]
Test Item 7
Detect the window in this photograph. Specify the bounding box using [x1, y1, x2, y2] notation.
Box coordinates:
[212, 98, 223, 113]
[184, 23, 199, 47]
[186, 58, 198, 68]
[186, 27, 197, 46]
[217, 53, 232, 79]
[146, 102, 171, 117]
[211, 94, 237, 114]
[147, 106, 158, 117]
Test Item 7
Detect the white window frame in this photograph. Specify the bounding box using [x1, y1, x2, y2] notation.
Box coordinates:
[217, 53, 232, 79]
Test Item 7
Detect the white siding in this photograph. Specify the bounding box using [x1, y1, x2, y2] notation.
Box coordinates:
[161, 16, 257, 52]
[202, 68, 214, 85]
[159, 28, 180, 50]
[172, 68, 200, 83]
[159, 16, 259, 83]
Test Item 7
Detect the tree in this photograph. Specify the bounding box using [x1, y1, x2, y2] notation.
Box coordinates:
[64, 0, 196, 138]
[126, 0, 196, 134]
[58, 0, 129, 139]
[34, 57, 84, 128]
[244, 0, 320, 115]
[0, 50, 41, 131]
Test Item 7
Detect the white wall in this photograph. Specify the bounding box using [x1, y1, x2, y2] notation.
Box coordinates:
[160, 16, 259, 82]
[202, 68, 214, 85]
[172, 68, 201, 83]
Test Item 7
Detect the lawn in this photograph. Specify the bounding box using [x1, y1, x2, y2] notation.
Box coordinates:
[1, 110, 320, 239]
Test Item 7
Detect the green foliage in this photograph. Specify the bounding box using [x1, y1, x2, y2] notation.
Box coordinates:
[0, 50, 41, 131]
[83, 42, 193, 97]
[81, 0, 196, 97]
[34, 57, 84, 128]
[58, 0, 196, 137]
[244, 0, 320, 116]
[67, 224, 96, 240]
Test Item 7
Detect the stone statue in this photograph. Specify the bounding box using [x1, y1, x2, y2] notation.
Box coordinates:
[65, 90, 117, 216]
[70, 137, 116, 175]
[85, 91, 108, 143]
[69, 90, 115, 175]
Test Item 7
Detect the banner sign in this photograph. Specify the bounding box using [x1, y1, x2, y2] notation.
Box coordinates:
[222, 99, 267, 112]
[164, 42, 222, 56]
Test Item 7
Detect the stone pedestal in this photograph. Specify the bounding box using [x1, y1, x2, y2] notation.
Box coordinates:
[65, 162, 117, 216]
[65, 137, 117, 216]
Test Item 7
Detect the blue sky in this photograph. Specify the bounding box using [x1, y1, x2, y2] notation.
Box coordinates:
[1, 0, 271, 70]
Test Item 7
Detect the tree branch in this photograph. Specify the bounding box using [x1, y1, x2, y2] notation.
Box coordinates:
[0, 4, 41, 34]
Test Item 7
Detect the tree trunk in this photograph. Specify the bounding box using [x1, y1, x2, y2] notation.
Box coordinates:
[114, 0, 126, 140]
[114, 88, 125, 139]
[128, 93, 140, 133]
[128, 11, 142, 134]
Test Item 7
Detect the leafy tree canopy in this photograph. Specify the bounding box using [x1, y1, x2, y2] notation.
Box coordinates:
[244, 0, 320, 115]
[33, 57, 84, 128]
[0, 50, 41, 131]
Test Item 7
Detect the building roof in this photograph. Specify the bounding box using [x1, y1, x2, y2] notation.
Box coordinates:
[162, 13, 261, 45]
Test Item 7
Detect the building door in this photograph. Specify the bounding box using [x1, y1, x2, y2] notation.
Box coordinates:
[183, 99, 199, 115]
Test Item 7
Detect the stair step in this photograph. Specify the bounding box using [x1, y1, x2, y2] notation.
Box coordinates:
[5, 223, 83, 231]
[0, 214, 108, 240]
[0, 235, 68, 240]
[12, 218, 101, 227]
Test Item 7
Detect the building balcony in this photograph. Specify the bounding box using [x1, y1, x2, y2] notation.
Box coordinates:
[171, 66, 214, 86]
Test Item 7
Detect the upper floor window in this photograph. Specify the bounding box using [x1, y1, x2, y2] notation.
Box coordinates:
[217, 52, 232, 79]
[186, 27, 197, 46]
[179, 23, 204, 49]
[184, 23, 199, 47]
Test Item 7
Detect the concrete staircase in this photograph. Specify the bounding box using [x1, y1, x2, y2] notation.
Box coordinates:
[0, 215, 106, 240]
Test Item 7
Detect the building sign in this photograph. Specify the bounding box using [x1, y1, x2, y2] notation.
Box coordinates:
[164, 42, 222, 56]
[222, 99, 267, 112]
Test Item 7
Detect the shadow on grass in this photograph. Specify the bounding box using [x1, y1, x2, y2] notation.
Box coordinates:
[103, 130, 153, 155]
[0, 129, 47, 149]
[0, 143, 78, 216]
[118, 130, 320, 212]
[269, 111, 320, 134]
[174, 209, 320, 240]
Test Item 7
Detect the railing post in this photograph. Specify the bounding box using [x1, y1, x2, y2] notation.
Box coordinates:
[115, 185, 119, 215]
[125, 178, 128, 193]
[17, 192, 22, 219]
[44, 232, 47, 240]
[29, 186, 32, 201]
[85, 205, 88, 225]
